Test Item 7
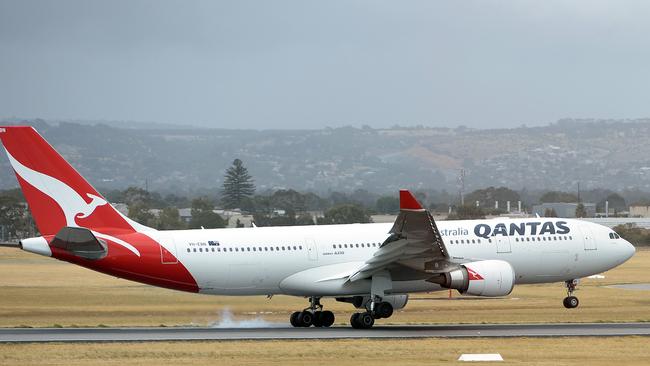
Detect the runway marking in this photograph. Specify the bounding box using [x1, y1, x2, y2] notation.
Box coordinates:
[0, 323, 649, 343]
[607, 283, 650, 290]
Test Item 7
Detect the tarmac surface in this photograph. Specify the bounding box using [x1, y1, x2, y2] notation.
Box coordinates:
[1, 323, 649, 342]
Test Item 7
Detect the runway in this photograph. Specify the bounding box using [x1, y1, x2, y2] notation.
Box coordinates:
[1, 323, 649, 342]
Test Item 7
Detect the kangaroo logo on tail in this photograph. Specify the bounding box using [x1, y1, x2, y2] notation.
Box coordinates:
[6, 149, 108, 226]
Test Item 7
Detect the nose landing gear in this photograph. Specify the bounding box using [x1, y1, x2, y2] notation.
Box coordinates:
[289, 296, 335, 328]
[563, 279, 580, 309]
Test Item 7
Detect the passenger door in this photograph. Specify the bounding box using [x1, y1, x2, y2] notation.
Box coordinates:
[160, 235, 178, 264]
[495, 236, 512, 254]
[306, 238, 318, 261]
[582, 226, 597, 251]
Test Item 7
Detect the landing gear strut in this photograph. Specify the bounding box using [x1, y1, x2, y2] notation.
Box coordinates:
[563, 279, 580, 309]
[350, 271, 394, 329]
[290, 296, 335, 328]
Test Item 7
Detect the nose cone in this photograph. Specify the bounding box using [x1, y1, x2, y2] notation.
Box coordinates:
[621, 240, 636, 263]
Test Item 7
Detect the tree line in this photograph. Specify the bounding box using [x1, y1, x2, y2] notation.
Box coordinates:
[2, 158, 650, 242]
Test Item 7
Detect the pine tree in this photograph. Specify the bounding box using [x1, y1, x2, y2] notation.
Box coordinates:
[575, 203, 587, 218]
[221, 159, 255, 209]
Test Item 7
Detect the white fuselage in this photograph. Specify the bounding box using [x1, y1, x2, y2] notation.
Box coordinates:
[150, 217, 635, 296]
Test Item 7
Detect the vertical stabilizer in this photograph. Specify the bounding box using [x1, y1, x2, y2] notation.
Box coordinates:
[0, 126, 142, 236]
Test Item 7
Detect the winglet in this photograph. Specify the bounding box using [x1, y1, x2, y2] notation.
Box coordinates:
[399, 190, 424, 210]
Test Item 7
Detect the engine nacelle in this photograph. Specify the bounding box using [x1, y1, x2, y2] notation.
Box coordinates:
[434, 260, 515, 297]
[381, 294, 409, 310]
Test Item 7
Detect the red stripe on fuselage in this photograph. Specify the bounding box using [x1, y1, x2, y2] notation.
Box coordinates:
[48, 233, 199, 293]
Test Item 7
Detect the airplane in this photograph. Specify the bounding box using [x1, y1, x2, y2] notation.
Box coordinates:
[0, 126, 636, 329]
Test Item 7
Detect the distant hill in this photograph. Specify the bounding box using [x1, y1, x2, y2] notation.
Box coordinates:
[1, 119, 650, 195]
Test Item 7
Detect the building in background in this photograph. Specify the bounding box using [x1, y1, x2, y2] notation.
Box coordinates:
[629, 205, 650, 218]
[532, 202, 596, 218]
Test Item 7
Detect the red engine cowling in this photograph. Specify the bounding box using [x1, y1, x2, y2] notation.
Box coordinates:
[437, 260, 515, 297]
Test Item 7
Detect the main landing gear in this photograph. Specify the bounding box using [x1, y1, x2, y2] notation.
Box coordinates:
[289, 296, 335, 328]
[563, 279, 580, 309]
[350, 300, 394, 329]
[350, 270, 394, 329]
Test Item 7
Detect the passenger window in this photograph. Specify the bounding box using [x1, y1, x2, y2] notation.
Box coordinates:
[282, 246, 286, 250]
[187, 248, 190, 252]
[356, 244, 359, 248]
[299, 246, 303, 250]
[212, 248, 215, 252]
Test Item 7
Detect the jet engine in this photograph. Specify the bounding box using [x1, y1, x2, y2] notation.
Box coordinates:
[430, 260, 515, 297]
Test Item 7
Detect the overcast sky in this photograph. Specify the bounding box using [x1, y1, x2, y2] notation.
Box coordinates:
[1, 1, 650, 129]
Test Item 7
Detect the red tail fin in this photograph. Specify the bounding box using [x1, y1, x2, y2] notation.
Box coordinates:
[399, 189, 424, 211]
[0, 126, 140, 236]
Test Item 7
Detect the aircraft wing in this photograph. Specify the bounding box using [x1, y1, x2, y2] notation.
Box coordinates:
[349, 190, 452, 282]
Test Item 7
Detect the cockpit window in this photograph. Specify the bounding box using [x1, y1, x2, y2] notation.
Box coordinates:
[609, 232, 621, 239]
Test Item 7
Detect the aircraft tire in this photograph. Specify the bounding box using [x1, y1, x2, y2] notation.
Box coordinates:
[312, 311, 323, 327]
[290, 311, 301, 327]
[320, 310, 335, 327]
[358, 312, 374, 329]
[566, 296, 579, 308]
[299, 311, 314, 327]
[375, 302, 393, 319]
[350, 313, 362, 329]
[563, 296, 579, 309]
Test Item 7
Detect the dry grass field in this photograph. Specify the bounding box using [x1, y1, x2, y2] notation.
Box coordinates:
[0, 247, 649, 327]
[1, 337, 649, 366]
[1, 247, 649, 365]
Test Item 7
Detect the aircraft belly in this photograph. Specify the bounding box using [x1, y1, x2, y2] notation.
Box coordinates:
[278, 262, 442, 296]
